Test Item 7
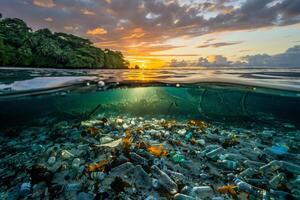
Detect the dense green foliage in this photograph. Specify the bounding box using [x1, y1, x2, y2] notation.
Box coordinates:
[0, 16, 129, 68]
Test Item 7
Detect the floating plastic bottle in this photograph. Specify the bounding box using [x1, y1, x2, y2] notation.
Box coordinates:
[151, 165, 178, 194]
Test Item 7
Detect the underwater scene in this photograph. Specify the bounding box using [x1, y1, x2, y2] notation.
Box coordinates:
[0, 68, 300, 200]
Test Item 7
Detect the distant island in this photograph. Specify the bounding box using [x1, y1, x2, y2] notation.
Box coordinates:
[0, 15, 129, 69]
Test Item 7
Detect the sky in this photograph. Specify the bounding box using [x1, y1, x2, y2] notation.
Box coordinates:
[1, 0, 300, 68]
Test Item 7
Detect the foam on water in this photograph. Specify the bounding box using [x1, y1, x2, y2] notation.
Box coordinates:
[1, 67, 300, 94]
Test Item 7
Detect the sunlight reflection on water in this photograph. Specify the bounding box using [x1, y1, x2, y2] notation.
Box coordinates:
[1, 67, 300, 93]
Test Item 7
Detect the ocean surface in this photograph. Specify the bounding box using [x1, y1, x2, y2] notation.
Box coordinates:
[1, 67, 300, 126]
[0, 67, 300, 199]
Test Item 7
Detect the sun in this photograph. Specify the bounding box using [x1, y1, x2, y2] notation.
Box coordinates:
[127, 56, 165, 69]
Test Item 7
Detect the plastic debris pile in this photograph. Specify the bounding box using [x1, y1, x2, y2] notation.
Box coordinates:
[0, 115, 299, 200]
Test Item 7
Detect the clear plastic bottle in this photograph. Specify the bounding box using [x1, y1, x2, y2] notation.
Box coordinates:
[234, 178, 265, 197]
[218, 159, 238, 170]
[281, 161, 300, 174]
[269, 173, 285, 189]
[191, 186, 214, 198]
[151, 165, 178, 194]
[174, 193, 196, 200]
[206, 147, 224, 159]
[260, 160, 282, 172]
[239, 168, 255, 178]
[129, 152, 148, 166]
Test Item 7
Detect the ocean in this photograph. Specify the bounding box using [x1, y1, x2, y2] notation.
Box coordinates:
[0, 67, 299, 199]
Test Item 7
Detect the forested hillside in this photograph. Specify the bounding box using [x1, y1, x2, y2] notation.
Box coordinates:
[0, 16, 129, 69]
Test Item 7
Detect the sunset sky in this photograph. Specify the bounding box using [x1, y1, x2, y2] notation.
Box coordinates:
[1, 0, 300, 68]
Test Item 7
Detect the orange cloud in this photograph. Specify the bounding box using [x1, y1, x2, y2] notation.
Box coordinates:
[80, 8, 96, 16]
[87, 27, 108, 35]
[122, 28, 145, 39]
[32, 0, 55, 8]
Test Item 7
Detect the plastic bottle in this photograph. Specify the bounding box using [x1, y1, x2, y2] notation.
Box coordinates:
[223, 153, 247, 161]
[145, 195, 158, 200]
[218, 159, 238, 170]
[110, 162, 134, 175]
[19, 182, 31, 197]
[293, 175, 300, 184]
[281, 161, 300, 174]
[239, 168, 255, 178]
[47, 156, 56, 165]
[269, 173, 285, 189]
[153, 158, 160, 166]
[259, 160, 282, 172]
[191, 186, 214, 198]
[151, 165, 178, 194]
[243, 160, 265, 168]
[165, 169, 185, 182]
[65, 183, 82, 192]
[134, 165, 151, 188]
[61, 150, 74, 160]
[203, 145, 220, 153]
[152, 178, 159, 189]
[185, 132, 193, 140]
[234, 178, 263, 197]
[171, 153, 186, 163]
[129, 152, 148, 166]
[72, 158, 81, 169]
[91, 172, 106, 181]
[211, 197, 224, 200]
[247, 178, 268, 186]
[181, 185, 192, 194]
[270, 189, 292, 199]
[206, 147, 224, 159]
[174, 193, 196, 200]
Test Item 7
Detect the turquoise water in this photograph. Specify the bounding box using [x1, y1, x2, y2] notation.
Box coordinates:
[0, 67, 300, 199]
[1, 67, 300, 127]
